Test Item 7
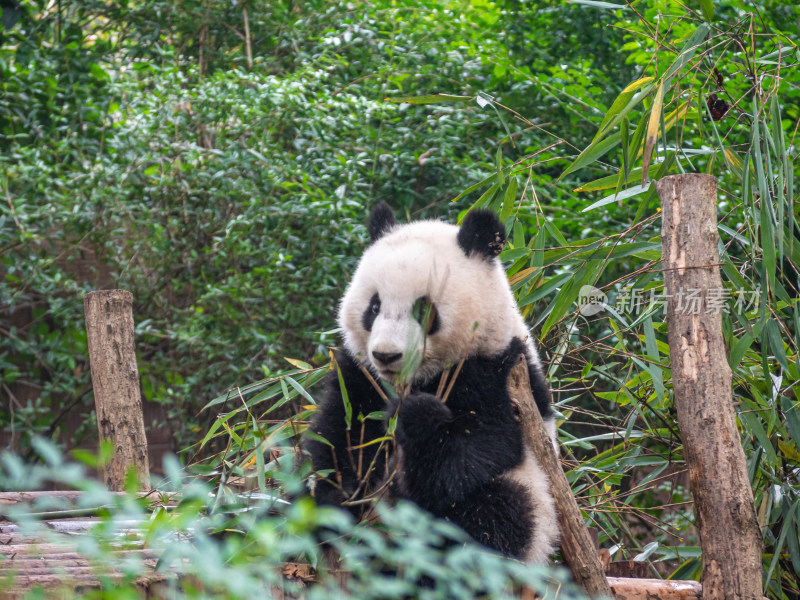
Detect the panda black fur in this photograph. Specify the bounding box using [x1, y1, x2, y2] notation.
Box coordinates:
[306, 203, 558, 563]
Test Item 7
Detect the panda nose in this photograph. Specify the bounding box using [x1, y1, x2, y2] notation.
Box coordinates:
[372, 351, 402, 367]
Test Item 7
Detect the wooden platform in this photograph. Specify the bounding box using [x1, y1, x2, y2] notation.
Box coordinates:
[0, 491, 171, 598]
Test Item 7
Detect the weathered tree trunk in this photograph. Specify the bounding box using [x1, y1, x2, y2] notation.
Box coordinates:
[655, 174, 763, 600]
[84, 290, 150, 491]
[507, 358, 613, 599]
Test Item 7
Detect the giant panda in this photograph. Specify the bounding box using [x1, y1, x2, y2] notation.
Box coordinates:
[306, 203, 558, 563]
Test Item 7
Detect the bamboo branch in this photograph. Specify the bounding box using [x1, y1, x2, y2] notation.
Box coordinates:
[507, 357, 613, 599]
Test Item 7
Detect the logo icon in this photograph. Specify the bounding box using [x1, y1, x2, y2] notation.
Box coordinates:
[577, 285, 607, 316]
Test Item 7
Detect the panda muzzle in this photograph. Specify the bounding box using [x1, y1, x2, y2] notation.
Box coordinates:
[372, 351, 403, 367]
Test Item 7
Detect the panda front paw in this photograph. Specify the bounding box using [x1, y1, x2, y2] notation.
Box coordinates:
[395, 392, 451, 443]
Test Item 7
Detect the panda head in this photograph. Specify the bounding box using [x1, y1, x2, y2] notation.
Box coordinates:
[339, 202, 528, 385]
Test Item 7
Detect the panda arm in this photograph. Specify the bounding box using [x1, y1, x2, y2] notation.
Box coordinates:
[394, 356, 524, 510]
[306, 351, 389, 507]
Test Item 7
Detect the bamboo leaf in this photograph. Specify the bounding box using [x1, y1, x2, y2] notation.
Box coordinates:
[575, 163, 662, 192]
[499, 247, 531, 262]
[787, 503, 800, 575]
[472, 181, 501, 211]
[765, 319, 789, 371]
[765, 500, 800, 584]
[662, 24, 710, 83]
[495, 146, 505, 184]
[643, 316, 665, 402]
[531, 225, 546, 269]
[336, 364, 352, 430]
[200, 411, 238, 449]
[545, 221, 568, 247]
[593, 81, 654, 143]
[782, 397, 800, 447]
[698, 0, 714, 22]
[559, 131, 622, 180]
[770, 95, 788, 265]
[629, 111, 649, 162]
[642, 82, 664, 186]
[729, 333, 754, 369]
[500, 177, 518, 221]
[285, 358, 313, 370]
[540, 261, 604, 338]
[450, 172, 497, 202]
[566, 0, 628, 8]
[740, 411, 778, 465]
[513, 221, 525, 249]
[634, 541, 659, 562]
[621, 116, 630, 181]
[286, 376, 315, 405]
[613, 167, 625, 204]
[384, 94, 473, 104]
[518, 272, 572, 308]
[582, 184, 650, 212]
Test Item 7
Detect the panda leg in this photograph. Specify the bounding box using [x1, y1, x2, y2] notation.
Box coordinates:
[442, 478, 534, 560]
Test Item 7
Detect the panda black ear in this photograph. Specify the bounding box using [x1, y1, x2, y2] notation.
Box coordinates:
[457, 210, 506, 259]
[368, 202, 397, 242]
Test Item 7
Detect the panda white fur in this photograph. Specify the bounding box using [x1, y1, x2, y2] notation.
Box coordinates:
[307, 203, 558, 563]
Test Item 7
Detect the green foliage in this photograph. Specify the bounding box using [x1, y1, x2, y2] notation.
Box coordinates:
[454, 1, 800, 596]
[331, 0, 800, 595]
[0, 440, 589, 599]
[0, 0, 636, 452]
[3, 0, 800, 597]
[0, 0, 536, 451]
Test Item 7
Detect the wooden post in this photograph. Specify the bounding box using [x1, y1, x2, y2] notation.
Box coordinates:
[507, 358, 613, 599]
[83, 290, 150, 491]
[654, 174, 762, 600]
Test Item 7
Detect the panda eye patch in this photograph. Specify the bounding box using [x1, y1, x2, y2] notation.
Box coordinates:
[412, 296, 440, 336]
[362, 293, 381, 332]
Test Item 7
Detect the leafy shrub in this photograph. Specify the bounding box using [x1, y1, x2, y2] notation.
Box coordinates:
[0, 439, 589, 600]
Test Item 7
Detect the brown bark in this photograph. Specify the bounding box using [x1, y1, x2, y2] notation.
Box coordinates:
[84, 290, 150, 491]
[507, 358, 613, 599]
[655, 174, 763, 600]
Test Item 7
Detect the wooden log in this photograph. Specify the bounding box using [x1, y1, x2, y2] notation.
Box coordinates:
[507, 358, 613, 599]
[49, 518, 141, 533]
[1, 517, 143, 535]
[1, 572, 169, 599]
[84, 290, 150, 491]
[0, 550, 156, 561]
[608, 577, 701, 599]
[0, 491, 97, 505]
[0, 491, 176, 520]
[654, 174, 763, 600]
[0, 558, 159, 575]
[0, 542, 83, 556]
[0, 490, 174, 503]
